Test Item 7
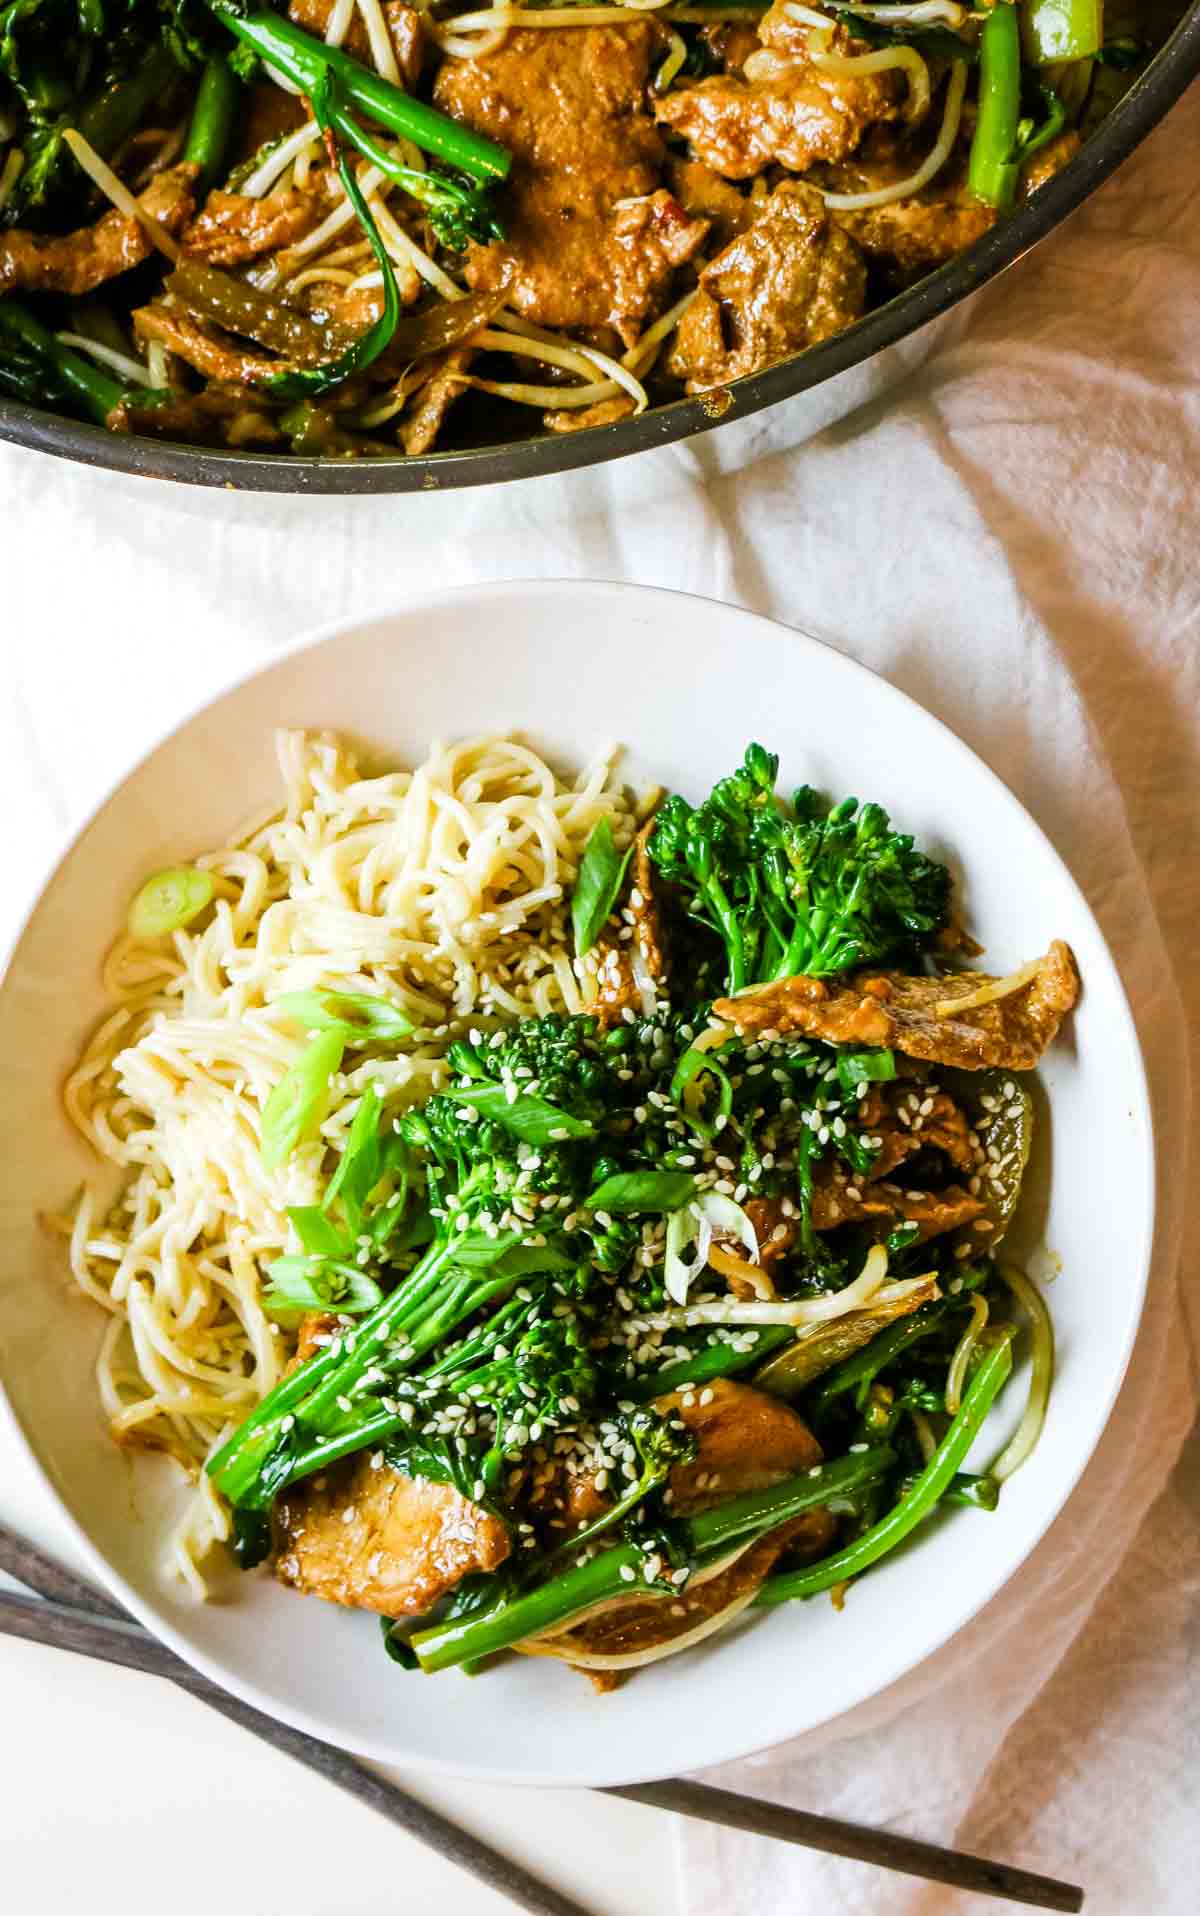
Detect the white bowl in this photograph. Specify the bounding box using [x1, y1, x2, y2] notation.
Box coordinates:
[0, 581, 1153, 1786]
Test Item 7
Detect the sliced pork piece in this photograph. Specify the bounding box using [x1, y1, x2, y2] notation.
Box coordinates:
[658, 1376, 826, 1510]
[274, 1450, 511, 1616]
[434, 25, 709, 345]
[853, 1081, 976, 1180]
[655, 6, 899, 181]
[182, 186, 331, 268]
[0, 163, 197, 297]
[667, 159, 753, 249]
[812, 1174, 986, 1240]
[822, 129, 995, 279]
[667, 181, 865, 392]
[746, 1162, 985, 1249]
[133, 304, 290, 387]
[400, 348, 473, 455]
[544, 395, 636, 434]
[713, 941, 1080, 1072]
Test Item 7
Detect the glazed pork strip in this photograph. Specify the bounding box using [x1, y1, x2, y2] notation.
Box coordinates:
[0, 163, 197, 297]
[654, 3, 900, 181]
[714, 941, 1080, 1072]
[273, 1450, 512, 1617]
[181, 186, 332, 268]
[433, 24, 709, 347]
[667, 180, 866, 392]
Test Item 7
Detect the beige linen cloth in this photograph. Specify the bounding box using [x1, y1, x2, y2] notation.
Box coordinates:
[1, 80, 1198, 1916]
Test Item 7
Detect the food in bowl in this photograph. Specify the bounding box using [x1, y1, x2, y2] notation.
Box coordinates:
[0, 0, 1148, 458]
[55, 728, 1074, 1686]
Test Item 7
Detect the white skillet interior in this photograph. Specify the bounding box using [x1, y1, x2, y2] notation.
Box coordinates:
[0, 581, 1153, 1785]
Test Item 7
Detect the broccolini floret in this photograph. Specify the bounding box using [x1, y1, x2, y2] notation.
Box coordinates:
[648, 746, 951, 992]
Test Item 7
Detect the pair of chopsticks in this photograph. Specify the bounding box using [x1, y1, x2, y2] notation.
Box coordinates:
[0, 1522, 1082, 1915]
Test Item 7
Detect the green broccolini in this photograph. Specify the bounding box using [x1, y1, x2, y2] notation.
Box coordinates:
[647, 745, 951, 993]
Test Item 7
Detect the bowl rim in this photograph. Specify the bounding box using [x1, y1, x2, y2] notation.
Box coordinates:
[0, 580, 1158, 1781]
[1, 12, 1198, 494]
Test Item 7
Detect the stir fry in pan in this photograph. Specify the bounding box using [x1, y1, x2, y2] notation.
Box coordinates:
[0, 0, 1148, 454]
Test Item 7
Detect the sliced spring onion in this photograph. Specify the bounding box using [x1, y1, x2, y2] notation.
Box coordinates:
[671, 1045, 734, 1138]
[441, 1083, 594, 1144]
[586, 1170, 697, 1215]
[990, 1262, 1054, 1481]
[695, 1190, 759, 1262]
[572, 816, 633, 958]
[664, 1203, 712, 1306]
[260, 1029, 346, 1171]
[128, 867, 214, 940]
[275, 987, 415, 1044]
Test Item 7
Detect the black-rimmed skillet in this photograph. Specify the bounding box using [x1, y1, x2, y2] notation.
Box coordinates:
[1, 7, 1196, 493]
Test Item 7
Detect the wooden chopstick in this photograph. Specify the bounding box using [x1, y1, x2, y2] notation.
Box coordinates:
[0, 1524, 1083, 1913]
[609, 1782, 1083, 1912]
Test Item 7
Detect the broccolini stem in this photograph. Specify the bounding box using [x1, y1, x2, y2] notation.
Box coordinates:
[208, 6, 511, 184]
[755, 1333, 1014, 1607]
[412, 1446, 896, 1673]
[183, 57, 240, 196]
[0, 298, 125, 424]
[629, 1326, 795, 1400]
[806, 1299, 960, 1421]
[968, 3, 1024, 209]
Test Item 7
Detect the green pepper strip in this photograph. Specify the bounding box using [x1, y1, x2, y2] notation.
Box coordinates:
[75, 43, 183, 168]
[183, 56, 240, 197]
[412, 1446, 897, 1673]
[755, 1331, 1014, 1606]
[208, 5, 511, 185]
[968, 2, 1024, 209]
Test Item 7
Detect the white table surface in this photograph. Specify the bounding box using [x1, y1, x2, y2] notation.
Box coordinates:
[0, 1439, 679, 1914]
[2, 79, 1200, 1916]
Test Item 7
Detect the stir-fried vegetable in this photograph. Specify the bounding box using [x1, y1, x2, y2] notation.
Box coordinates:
[182, 54, 239, 196]
[259, 1029, 346, 1170]
[756, 1331, 1014, 1603]
[1022, 0, 1104, 64]
[968, 3, 1026, 207]
[207, 4, 510, 186]
[0, 294, 167, 421]
[412, 1446, 897, 1673]
[648, 745, 951, 992]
